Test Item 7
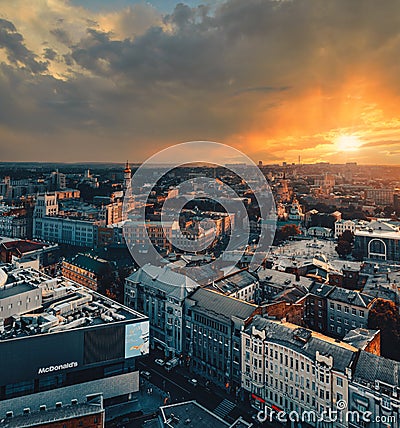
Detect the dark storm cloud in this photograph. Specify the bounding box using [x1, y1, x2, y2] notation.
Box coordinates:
[0, 18, 47, 73]
[50, 28, 72, 46]
[43, 47, 57, 60]
[1, 0, 400, 161]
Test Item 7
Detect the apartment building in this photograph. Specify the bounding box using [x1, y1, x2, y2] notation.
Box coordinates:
[184, 288, 259, 390]
[125, 264, 199, 357]
[241, 316, 356, 428]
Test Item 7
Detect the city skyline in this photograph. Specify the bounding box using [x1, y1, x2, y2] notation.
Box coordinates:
[1, 0, 400, 164]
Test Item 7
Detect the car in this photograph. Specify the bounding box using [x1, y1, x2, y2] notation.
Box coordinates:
[140, 370, 151, 380]
[188, 378, 198, 387]
[155, 358, 165, 366]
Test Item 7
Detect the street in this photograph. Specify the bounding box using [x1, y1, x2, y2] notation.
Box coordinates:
[128, 356, 278, 428]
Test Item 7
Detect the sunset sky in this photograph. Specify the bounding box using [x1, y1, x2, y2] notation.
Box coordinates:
[1, 0, 400, 164]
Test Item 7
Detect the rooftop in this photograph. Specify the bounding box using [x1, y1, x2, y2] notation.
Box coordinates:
[0, 240, 51, 254]
[187, 288, 257, 322]
[0, 395, 103, 428]
[343, 328, 380, 350]
[160, 401, 230, 428]
[0, 264, 146, 341]
[127, 264, 199, 300]
[63, 253, 110, 274]
[329, 287, 375, 308]
[248, 316, 357, 371]
[354, 351, 400, 388]
[205, 269, 257, 295]
[0, 282, 36, 300]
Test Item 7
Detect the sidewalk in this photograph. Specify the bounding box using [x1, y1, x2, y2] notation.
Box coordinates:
[105, 380, 166, 425]
[174, 364, 256, 423]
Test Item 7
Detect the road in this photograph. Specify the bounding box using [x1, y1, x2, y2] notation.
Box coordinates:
[133, 356, 278, 428]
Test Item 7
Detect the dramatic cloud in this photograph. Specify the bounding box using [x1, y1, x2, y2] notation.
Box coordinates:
[0, 18, 47, 73]
[0, 0, 400, 163]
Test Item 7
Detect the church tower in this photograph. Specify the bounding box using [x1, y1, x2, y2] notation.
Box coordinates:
[124, 160, 131, 192]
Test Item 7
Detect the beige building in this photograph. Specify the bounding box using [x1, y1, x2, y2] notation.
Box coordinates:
[241, 316, 356, 427]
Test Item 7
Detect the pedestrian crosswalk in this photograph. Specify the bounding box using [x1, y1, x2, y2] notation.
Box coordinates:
[213, 399, 236, 419]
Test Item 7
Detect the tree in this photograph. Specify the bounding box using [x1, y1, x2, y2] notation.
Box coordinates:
[335, 230, 354, 258]
[280, 224, 301, 240]
[335, 240, 352, 258]
[368, 299, 400, 361]
[340, 230, 354, 244]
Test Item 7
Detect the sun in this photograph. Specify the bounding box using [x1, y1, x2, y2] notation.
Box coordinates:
[336, 135, 362, 152]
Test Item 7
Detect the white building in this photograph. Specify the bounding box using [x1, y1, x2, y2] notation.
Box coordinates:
[241, 316, 356, 427]
[308, 226, 333, 238]
[33, 216, 97, 247]
[33, 193, 97, 247]
[335, 220, 356, 239]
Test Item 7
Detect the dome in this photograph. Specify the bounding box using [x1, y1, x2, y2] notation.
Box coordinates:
[0, 268, 7, 288]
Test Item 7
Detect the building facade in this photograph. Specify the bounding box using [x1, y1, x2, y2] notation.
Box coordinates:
[184, 288, 259, 390]
[241, 316, 356, 428]
[354, 220, 400, 261]
[335, 220, 356, 239]
[125, 264, 199, 357]
[61, 253, 113, 292]
[348, 351, 400, 428]
[0, 264, 148, 418]
[327, 288, 375, 338]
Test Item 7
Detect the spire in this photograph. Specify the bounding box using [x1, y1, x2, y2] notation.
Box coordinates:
[124, 160, 131, 173]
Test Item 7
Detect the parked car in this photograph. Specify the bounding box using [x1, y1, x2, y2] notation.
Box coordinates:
[140, 370, 151, 380]
[188, 378, 198, 387]
[155, 358, 165, 366]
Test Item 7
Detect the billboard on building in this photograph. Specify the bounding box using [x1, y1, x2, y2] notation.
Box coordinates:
[125, 321, 149, 358]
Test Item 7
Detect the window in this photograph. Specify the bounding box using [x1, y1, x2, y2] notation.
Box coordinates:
[337, 304, 342, 311]
[359, 310, 365, 317]
[344, 306, 349, 313]
[352, 308, 356, 315]
[336, 377, 343, 387]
